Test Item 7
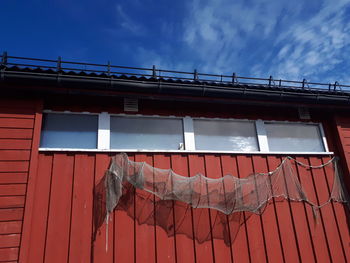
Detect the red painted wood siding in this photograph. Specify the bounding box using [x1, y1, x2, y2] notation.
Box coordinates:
[335, 116, 350, 188]
[22, 152, 349, 263]
[0, 99, 41, 262]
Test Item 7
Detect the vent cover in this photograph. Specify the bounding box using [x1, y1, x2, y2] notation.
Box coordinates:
[298, 107, 311, 120]
[124, 98, 139, 112]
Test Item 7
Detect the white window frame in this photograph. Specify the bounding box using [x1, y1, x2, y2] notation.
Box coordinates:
[263, 120, 329, 153]
[109, 114, 184, 151]
[40, 110, 100, 149]
[98, 112, 110, 150]
[39, 111, 332, 155]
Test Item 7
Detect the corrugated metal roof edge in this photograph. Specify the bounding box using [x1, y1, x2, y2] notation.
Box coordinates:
[1, 65, 350, 106]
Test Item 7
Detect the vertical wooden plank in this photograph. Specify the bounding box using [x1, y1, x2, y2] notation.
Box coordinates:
[93, 153, 113, 263]
[204, 154, 232, 263]
[237, 155, 267, 263]
[44, 154, 74, 263]
[295, 156, 332, 263]
[334, 116, 350, 188]
[251, 155, 284, 263]
[322, 156, 350, 261]
[69, 154, 95, 263]
[170, 154, 196, 263]
[220, 155, 250, 263]
[114, 154, 135, 263]
[266, 156, 300, 263]
[153, 153, 176, 263]
[285, 157, 316, 263]
[309, 157, 346, 262]
[19, 100, 42, 263]
[188, 154, 214, 263]
[25, 154, 53, 263]
[134, 154, 156, 263]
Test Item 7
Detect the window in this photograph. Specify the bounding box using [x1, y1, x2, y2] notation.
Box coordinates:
[40, 113, 98, 148]
[39, 111, 329, 153]
[110, 116, 184, 150]
[265, 123, 325, 152]
[193, 119, 258, 151]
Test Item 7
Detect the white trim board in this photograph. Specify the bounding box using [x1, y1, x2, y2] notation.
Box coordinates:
[97, 112, 110, 149]
[39, 148, 334, 156]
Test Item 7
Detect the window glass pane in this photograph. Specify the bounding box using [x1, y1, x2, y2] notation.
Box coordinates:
[110, 117, 184, 150]
[265, 123, 325, 152]
[193, 120, 258, 151]
[40, 113, 98, 148]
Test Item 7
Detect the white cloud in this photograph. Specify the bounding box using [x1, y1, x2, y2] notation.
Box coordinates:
[132, 0, 350, 85]
[181, 0, 305, 74]
[270, 0, 350, 81]
[115, 4, 145, 35]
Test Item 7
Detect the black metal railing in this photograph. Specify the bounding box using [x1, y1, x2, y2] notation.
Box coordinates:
[1, 51, 349, 92]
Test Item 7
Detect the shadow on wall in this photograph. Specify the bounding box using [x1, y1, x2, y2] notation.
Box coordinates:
[93, 174, 252, 247]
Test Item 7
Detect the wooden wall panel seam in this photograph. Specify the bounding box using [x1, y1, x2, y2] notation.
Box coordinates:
[202, 156, 217, 263]
[218, 156, 234, 263]
[92, 154, 114, 263]
[250, 156, 269, 263]
[66, 155, 76, 263]
[152, 154, 177, 263]
[188, 154, 215, 263]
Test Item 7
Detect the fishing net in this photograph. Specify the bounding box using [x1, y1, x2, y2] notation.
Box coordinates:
[93, 153, 348, 246]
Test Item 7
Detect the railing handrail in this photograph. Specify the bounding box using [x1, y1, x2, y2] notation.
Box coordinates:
[1, 52, 350, 92]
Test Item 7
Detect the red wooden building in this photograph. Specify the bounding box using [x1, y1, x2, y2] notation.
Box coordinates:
[0, 53, 349, 262]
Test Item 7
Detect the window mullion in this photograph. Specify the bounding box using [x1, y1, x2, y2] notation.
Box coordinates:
[98, 112, 110, 149]
[255, 119, 269, 152]
[319, 123, 329, 152]
[183, 116, 196, 150]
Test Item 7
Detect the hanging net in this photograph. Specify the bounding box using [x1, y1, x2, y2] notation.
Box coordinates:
[93, 153, 349, 246]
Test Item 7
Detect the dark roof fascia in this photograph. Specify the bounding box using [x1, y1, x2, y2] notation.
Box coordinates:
[1, 67, 350, 108]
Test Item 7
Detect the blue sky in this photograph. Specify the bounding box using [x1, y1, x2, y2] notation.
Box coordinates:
[1, 0, 350, 83]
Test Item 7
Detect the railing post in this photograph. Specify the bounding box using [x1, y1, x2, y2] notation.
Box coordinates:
[194, 69, 198, 80]
[1, 51, 8, 67]
[152, 65, 157, 78]
[57, 56, 62, 72]
[107, 61, 111, 76]
[334, 81, 338, 91]
[269, 75, 273, 86]
[302, 79, 306, 89]
[232, 72, 236, 84]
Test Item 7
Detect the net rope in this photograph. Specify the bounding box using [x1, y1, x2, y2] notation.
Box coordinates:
[93, 153, 349, 247]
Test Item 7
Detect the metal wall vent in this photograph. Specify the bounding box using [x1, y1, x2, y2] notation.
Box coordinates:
[298, 107, 311, 120]
[124, 98, 139, 112]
